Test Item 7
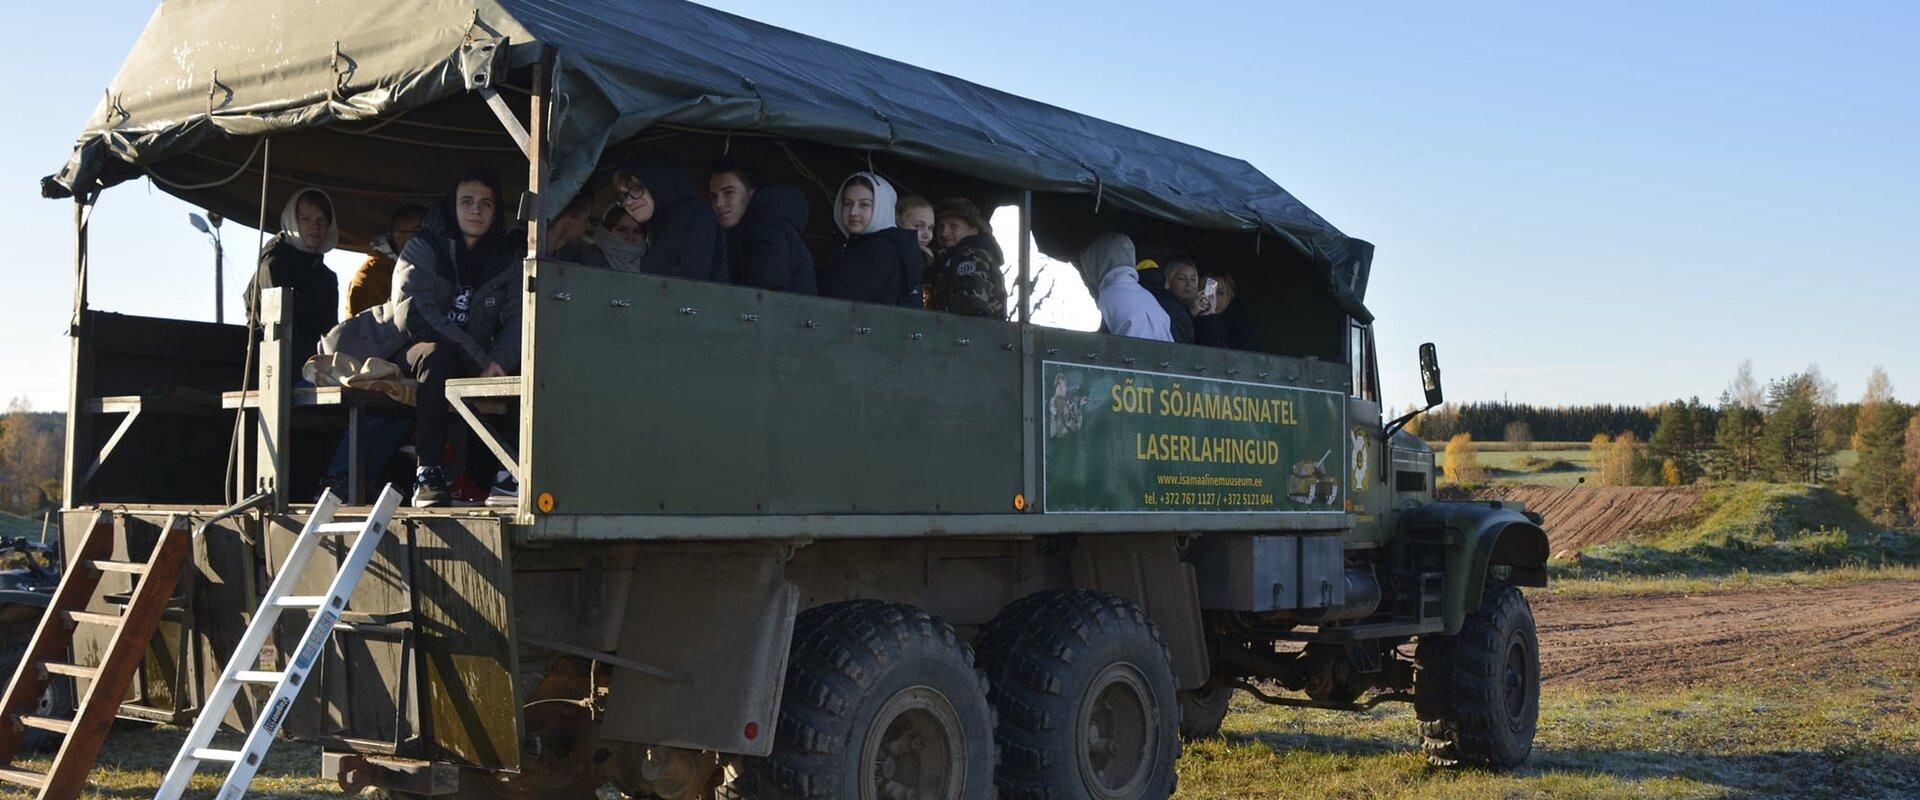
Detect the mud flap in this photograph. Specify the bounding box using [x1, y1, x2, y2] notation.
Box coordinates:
[600, 543, 797, 756]
[1070, 534, 1210, 691]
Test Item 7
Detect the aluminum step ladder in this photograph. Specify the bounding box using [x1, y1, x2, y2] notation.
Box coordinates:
[0, 510, 191, 799]
[154, 485, 401, 800]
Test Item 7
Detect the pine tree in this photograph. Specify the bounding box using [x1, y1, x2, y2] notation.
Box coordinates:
[1650, 400, 1702, 483]
[1762, 373, 1831, 484]
[1848, 401, 1912, 526]
[1904, 414, 1920, 528]
[1710, 399, 1764, 482]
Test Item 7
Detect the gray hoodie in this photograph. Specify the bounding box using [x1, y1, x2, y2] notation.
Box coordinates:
[1077, 233, 1172, 342]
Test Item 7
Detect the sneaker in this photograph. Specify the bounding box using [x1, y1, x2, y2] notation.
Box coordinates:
[487, 470, 519, 507]
[411, 467, 451, 508]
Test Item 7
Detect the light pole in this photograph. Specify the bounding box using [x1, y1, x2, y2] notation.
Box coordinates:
[189, 212, 225, 323]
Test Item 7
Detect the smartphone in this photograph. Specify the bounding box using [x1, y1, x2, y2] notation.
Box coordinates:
[1200, 277, 1219, 313]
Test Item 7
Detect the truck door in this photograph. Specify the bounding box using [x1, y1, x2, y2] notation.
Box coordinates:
[1346, 322, 1390, 544]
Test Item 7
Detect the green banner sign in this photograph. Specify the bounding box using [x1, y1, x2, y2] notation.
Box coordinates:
[1042, 362, 1346, 513]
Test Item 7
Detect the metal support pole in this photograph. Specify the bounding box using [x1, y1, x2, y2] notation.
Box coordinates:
[1018, 191, 1033, 324]
[213, 233, 224, 325]
[1017, 191, 1038, 512]
[527, 45, 554, 260]
[61, 197, 94, 509]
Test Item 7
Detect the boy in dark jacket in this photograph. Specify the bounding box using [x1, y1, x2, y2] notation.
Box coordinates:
[389, 167, 524, 507]
[728, 185, 817, 294]
[927, 197, 1008, 319]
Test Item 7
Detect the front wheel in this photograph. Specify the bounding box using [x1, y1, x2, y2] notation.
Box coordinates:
[721, 600, 998, 800]
[1413, 582, 1540, 769]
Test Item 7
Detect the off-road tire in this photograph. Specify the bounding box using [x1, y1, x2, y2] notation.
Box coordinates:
[1176, 685, 1232, 741]
[1413, 582, 1539, 769]
[974, 589, 1180, 799]
[0, 640, 72, 753]
[721, 600, 997, 800]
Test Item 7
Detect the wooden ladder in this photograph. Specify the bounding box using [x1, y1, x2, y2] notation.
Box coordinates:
[0, 510, 190, 799]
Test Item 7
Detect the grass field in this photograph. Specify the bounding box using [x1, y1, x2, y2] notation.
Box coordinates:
[1177, 638, 1919, 799]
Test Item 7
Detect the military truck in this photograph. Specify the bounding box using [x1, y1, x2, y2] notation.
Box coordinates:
[36, 2, 1548, 798]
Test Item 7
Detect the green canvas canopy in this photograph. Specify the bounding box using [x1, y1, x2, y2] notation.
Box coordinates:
[44, 0, 1373, 316]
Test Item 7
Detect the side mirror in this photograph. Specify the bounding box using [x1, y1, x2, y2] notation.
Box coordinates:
[1419, 343, 1443, 408]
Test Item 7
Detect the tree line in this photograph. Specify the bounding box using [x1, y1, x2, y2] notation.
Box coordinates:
[1437, 361, 1920, 529]
[1409, 402, 1662, 443]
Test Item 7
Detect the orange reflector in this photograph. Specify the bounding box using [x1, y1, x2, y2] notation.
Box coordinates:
[1013, 493, 1027, 512]
[536, 492, 557, 514]
[744, 721, 760, 740]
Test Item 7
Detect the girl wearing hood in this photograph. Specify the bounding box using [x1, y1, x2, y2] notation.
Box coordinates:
[245, 187, 340, 363]
[819, 172, 924, 307]
[611, 155, 728, 282]
[1075, 233, 1173, 342]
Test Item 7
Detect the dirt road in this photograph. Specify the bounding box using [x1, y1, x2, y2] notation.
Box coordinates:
[1531, 579, 1920, 689]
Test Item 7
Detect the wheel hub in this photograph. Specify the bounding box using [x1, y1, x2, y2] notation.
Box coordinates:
[862, 686, 964, 800]
[1076, 663, 1156, 799]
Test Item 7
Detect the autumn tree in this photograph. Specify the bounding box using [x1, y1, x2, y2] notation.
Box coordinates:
[1443, 433, 1486, 484]
[1503, 420, 1533, 450]
[1851, 367, 1895, 452]
[0, 398, 62, 515]
[1601, 432, 1648, 486]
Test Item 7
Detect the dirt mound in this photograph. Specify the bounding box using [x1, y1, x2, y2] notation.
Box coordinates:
[1481, 485, 1705, 553]
[1532, 580, 1920, 689]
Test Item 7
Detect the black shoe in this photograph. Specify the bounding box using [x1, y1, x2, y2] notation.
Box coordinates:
[412, 467, 451, 508]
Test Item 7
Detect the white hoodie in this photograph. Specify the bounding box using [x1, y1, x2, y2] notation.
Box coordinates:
[278, 188, 339, 254]
[833, 172, 900, 238]
[1076, 233, 1172, 342]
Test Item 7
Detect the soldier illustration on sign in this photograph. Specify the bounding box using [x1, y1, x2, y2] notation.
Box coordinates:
[1048, 373, 1090, 439]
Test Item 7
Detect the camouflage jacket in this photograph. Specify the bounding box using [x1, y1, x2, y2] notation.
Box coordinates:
[928, 233, 1008, 319]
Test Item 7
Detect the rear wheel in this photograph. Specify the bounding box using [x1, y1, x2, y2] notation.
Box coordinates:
[0, 639, 72, 753]
[721, 600, 997, 800]
[975, 589, 1179, 799]
[1176, 684, 1232, 741]
[1414, 582, 1539, 769]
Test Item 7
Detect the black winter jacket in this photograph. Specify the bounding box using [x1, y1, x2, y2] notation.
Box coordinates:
[245, 236, 340, 363]
[1194, 304, 1260, 352]
[728, 186, 816, 294]
[625, 156, 729, 282]
[820, 227, 923, 307]
[391, 200, 525, 372]
[1135, 269, 1195, 345]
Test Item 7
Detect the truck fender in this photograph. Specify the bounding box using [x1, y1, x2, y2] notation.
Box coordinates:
[0, 590, 51, 628]
[1400, 502, 1549, 635]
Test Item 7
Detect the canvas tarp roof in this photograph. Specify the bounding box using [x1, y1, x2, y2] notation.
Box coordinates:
[47, 0, 1372, 312]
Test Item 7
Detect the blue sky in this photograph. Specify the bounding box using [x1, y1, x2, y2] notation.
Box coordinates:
[2, 1, 1915, 414]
